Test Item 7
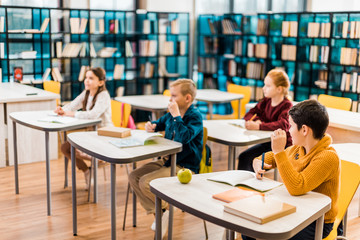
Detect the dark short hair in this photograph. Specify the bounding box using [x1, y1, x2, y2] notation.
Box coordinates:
[289, 99, 329, 139]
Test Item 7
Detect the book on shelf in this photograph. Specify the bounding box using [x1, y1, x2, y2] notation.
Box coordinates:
[39, 18, 50, 33]
[281, 44, 297, 61]
[89, 18, 96, 33]
[78, 65, 89, 82]
[223, 195, 296, 224]
[97, 47, 117, 58]
[233, 39, 242, 56]
[13, 67, 23, 82]
[125, 40, 134, 57]
[113, 64, 124, 80]
[213, 187, 264, 203]
[99, 19, 105, 34]
[0, 16, 4, 33]
[140, 62, 155, 78]
[178, 40, 186, 55]
[89, 43, 97, 57]
[246, 62, 265, 80]
[70, 18, 80, 34]
[109, 19, 119, 34]
[256, 19, 268, 35]
[158, 19, 168, 34]
[170, 18, 179, 34]
[55, 41, 63, 58]
[247, 42, 254, 57]
[0, 68, 2, 83]
[143, 19, 151, 34]
[143, 83, 153, 95]
[42, 68, 51, 82]
[109, 130, 162, 148]
[207, 18, 217, 34]
[207, 170, 283, 192]
[38, 116, 77, 124]
[20, 51, 37, 59]
[78, 18, 88, 34]
[307, 22, 320, 38]
[255, 44, 267, 59]
[51, 67, 63, 82]
[282, 21, 297, 37]
[351, 101, 358, 112]
[342, 21, 349, 38]
[98, 126, 131, 138]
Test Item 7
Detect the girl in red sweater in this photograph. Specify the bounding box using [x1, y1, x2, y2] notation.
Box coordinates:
[237, 69, 292, 171]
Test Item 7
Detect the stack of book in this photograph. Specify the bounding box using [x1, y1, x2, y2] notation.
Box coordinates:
[281, 44, 297, 61]
[257, 19, 268, 35]
[282, 21, 298, 37]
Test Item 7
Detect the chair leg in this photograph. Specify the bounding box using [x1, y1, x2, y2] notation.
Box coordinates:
[203, 220, 208, 240]
[122, 182, 131, 231]
[87, 161, 93, 202]
[103, 165, 107, 181]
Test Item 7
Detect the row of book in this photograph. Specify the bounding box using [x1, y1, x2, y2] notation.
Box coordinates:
[203, 37, 218, 54]
[0, 42, 4, 58]
[139, 40, 157, 57]
[340, 47, 360, 65]
[198, 57, 217, 74]
[143, 18, 180, 34]
[247, 42, 267, 59]
[307, 22, 331, 38]
[341, 21, 360, 38]
[227, 60, 240, 77]
[340, 72, 360, 93]
[281, 44, 297, 61]
[207, 18, 241, 35]
[233, 39, 243, 56]
[69, 18, 88, 34]
[139, 62, 155, 78]
[245, 62, 265, 79]
[159, 40, 186, 56]
[8, 17, 49, 34]
[282, 21, 298, 37]
[350, 101, 360, 113]
[257, 19, 268, 35]
[314, 69, 328, 89]
[309, 45, 329, 63]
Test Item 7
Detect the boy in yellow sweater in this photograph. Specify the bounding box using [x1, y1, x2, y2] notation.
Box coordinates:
[249, 100, 340, 240]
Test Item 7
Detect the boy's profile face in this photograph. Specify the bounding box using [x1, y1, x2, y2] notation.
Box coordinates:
[289, 116, 302, 145]
[169, 85, 190, 110]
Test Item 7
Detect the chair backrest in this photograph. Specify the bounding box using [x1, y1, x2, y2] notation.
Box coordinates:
[43, 80, 61, 106]
[199, 127, 212, 174]
[323, 159, 360, 240]
[111, 100, 131, 128]
[318, 94, 352, 111]
[163, 89, 171, 96]
[227, 84, 252, 118]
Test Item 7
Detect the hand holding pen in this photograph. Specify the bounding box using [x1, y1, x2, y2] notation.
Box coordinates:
[145, 115, 156, 132]
[253, 152, 272, 180]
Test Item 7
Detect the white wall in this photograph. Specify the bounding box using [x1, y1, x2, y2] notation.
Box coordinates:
[311, 0, 360, 11]
[145, 0, 193, 12]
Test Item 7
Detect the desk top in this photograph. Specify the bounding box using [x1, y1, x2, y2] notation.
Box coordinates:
[332, 143, 360, 165]
[196, 89, 243, 103]
[150, 172, 331, 240]
[203, 119, 272, 146]
[115, 95, 170, 112]
[68, 131, 182, 164]
[0, 82, 59, 103]
[9, 110, 101, 132]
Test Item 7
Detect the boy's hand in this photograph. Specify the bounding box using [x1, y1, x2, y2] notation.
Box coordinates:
[245, 120, 260, 130]
[54, 106, 64, 116]
[271, 129, 287, 154]
[168, 101, 180, 118]
[253, 158, 272, 179]
[145, 121, 156, 132]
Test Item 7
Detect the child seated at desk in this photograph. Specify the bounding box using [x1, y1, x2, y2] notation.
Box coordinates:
[128, 79, 203, 237]
[245, 100, 340, 240]
[55, 67, 112, 190]
[238, 69, 293, 172]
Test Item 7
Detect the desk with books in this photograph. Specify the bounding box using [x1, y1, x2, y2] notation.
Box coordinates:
[203, 119, 272, 170]
[0, 83, 59, 168]
[150, 171, 331, 240]
[9, 110, 101, 216]
[67, 131, 182, 240]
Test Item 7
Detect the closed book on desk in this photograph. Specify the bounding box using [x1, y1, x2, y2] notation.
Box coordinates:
[224, 195, 296, 224]
[213, 187, 263, 203]
[98, 126, 131, 138]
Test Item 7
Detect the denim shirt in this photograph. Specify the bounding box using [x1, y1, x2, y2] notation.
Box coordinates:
[153, 104, 203, 173]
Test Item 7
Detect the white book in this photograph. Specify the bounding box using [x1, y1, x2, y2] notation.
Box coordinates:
[0, 42, 4, 59]
[39, 18, 50, 33]
[352, 72, 358, 92]
[357, 76, 360, 93]
[79, 18, 88, 34]
[0, 16, 4, 32]
[42, 68, 51, 81]
[89, 18, 96, 34]
[78, 65, 88, 81]
[342, 21, 349, 38]
[90, 43, 97, 57]
[0, 68, 2, 83]
[340, 73, 347, 91]
[38, 116, 77, 124]
[207, 170, 283, 192]
[70, 18, 80, 34]
[99, 19, 104, 34]
[109, 130, 162, 148]
[52, 67, 63, 82]
[143, 19, 150, 34]
[113, 64, 124, 80]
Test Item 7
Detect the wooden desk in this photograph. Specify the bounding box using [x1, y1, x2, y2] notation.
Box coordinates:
[196, 89, 244, 119]
[150, 172, 331, 240]
[203, 119, 272, 170]
[115, 95, 170, 120]
[67, 131, 182, 240]
[9, 110, 100, 216]
[0, 83, 59, 167]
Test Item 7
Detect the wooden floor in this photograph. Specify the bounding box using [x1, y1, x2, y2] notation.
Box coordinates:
[0, 142, 359, 240]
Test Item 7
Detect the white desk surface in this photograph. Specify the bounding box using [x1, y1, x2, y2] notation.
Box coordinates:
[203, 119, 272, 146]
[0, 82, 59, 103]
[196, 89, 243, 103]
[332, 143, 360, 165]
[67, 130, 182, 164]
[115, 95, 170, 112]
[150, 172, 331, 240]
[9, 111, 101, 132]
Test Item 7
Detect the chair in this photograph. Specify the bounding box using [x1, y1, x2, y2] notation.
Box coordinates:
[318, 94, 352, 111]
[163, 89, 170, 96]
[43, 80, 61, 106]
[208, 84, 252, 119]
[323, 159, 360, 240]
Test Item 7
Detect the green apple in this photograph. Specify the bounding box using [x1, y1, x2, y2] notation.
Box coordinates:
[177, 168, 192, 184]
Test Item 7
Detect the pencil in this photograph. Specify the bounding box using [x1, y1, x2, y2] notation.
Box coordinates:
[249, 113, 257, 121]
[260, 152, 265, 178]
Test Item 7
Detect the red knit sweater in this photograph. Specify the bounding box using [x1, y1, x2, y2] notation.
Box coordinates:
[244, 97, 292, 147]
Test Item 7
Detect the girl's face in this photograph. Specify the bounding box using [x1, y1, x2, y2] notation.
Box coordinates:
[263, 76, 283, 98]
[84, 71, 104, 94]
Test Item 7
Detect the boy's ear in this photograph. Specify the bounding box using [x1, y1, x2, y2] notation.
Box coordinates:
[185, 93, 192, 103]
[301, 124, 311, 137]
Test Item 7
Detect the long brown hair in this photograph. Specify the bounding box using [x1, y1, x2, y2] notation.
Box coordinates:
[82, 67, 107, 111]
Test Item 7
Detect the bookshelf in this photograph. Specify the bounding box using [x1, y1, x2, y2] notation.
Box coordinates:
[198, 11, 360, 112]
[0, 6, 189, 102]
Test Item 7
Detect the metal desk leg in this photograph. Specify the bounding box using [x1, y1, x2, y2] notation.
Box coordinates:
[111, 163, 117, 240]
[13, 122, 19, 194]
[71, 145, 77, 236]
[226, 229, 235, 240]
[93, 157, 98, 203]
[208, 103, 213, 120]
[168, 153, 177, 240]
[314, 214, 324, 240]
[45, 131, 52, 216]
[132, 162, 137, 227]
[64, 132, 68, 188]
[155, 195, 162, 240]
[237, 99, 241, 119]
[228, 146, 236, 170]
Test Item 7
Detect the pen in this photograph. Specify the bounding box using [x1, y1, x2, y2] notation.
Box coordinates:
[249, 113, 257, 121]
[261, 152, 265, 178]
[26, 92, 38, 96]
[148, 115, 152, 122]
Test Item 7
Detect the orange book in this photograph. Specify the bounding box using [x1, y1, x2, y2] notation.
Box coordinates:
[212, 187, 264, 203]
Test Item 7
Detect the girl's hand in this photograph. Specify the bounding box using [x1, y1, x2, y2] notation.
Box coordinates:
[64, 111, 75, 117]
[253, 158, 272, 179]
[271, 129, 287, 154]
[245, 120, 260, 130]
[145, 121, 156, 132]
[54, 106, 64, 116]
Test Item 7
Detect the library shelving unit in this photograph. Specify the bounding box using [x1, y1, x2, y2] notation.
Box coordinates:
[0, 6, 189, 102]
[198, 11, 360, 111]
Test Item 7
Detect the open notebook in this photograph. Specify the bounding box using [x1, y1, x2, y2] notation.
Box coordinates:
[38, 116, 77, 124]
[109, 131, 162, 148]
[207, 170, 282, 192]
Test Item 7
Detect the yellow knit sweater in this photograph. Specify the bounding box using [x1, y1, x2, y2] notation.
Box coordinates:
[261, 133, 340, 223]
